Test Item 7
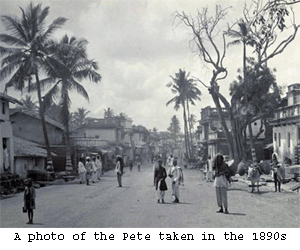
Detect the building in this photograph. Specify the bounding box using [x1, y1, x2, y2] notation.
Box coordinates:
[0, 93, 22, 174]
[13, 136, 47, 178]
[197, 105, 271, 161]
[269, 83, 300, 164]
[10, 110, 65, 146]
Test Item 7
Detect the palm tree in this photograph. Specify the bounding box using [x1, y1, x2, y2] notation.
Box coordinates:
[104, 107, 114, 118]
[227, 21, 257, 162]
[186, 82, 201, 156]
[167, 115, 181, 144]
[71, 107, 90, 128]
[40, 35, 101, 170]
[166, 69, 194, 159]
[18, 95, 38, 114]
[0, 2, 67, 170]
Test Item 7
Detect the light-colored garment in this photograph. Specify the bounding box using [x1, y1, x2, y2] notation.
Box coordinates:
[78, 162, 86, 173]
[85, 162, 93, 180]
[171, 166, 184, 184]
[115, 162, 121, 174]
[95, 159, 102, 179]
[206, 159, 213, 181]
[213, 175, 230, 189]
[215, 187, 228, 208]
[171, 166, 184, 199]
[78, 161, 86, 183]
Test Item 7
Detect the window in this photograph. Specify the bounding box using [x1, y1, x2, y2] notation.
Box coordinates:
[288, 133, 291, 148]
[274, 133, 277, 142]
[95, 135, 99, 139]
[279, 133, 281, 147]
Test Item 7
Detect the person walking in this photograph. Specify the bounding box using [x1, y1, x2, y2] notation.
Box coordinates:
[167, 154, 174, 177]
[213, 154, 230, 214]
[23, 178, 36, 224]
[96, 155, 102, 180]
[206, 155, 213, 182]
[154, 157, 168, 203]
[170, 158, 184, 203]
[136, 155, 141, 172]
[91, 157, 97, 183]
[115, 155, 124, 187]
[272, 152, 283, 192]
[78, 157, 86, 184]
[85, 156, 92, 185]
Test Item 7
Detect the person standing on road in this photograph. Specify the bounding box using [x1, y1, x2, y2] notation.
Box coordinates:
[167, 154, 174, 177]
[85, 157, 92, 185]
[136, 155, 142, 172]
[213, 154, 230, 214]
[206, 155, 213, 182]
[272, 152, 283, 192]
[78, 157, 86, 184]
[154, 157, 168, 203]
[91, 157, 97, 183]
[96, 155, 102, 180]
[170, 158, 184, 203]
[115, 155, 124, 187]
[23, 178, 36, 224]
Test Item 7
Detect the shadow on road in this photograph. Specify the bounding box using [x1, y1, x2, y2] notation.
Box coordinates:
[227, 212, 246, 216]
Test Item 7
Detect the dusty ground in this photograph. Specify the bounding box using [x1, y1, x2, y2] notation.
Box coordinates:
[0, 163, 299, 228]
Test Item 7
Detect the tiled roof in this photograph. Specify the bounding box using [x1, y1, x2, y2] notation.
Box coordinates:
[13, 136, 47, 157]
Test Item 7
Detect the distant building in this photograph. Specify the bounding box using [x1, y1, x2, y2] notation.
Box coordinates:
[0, 93, 22, 174]
[197, 105, 271, 161]
[269, 83, 300, 164]
[76, 116, 132, 142]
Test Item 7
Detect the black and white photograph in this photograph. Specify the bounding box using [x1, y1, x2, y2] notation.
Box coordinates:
[0, 0, 299, 239]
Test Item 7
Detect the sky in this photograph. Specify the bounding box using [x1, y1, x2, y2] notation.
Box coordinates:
[0, 0, 300, 132]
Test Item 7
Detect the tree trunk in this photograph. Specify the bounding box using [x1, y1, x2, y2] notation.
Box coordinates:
[182, 102, 190, 159]
[186, 101, 194, 157]
[65, 115, 73, 171]
[35, 72, 53, 171]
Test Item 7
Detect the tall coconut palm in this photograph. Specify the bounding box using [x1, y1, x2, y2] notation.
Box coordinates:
[39, 35, 101, 170]
[186, 81, 201, 156]
[72, 107, 90, 128]
[0, 2, 67, 170]
[167, 115, 181, 144]
[166, 69, 194, 159]
[227, 21, 257, 162]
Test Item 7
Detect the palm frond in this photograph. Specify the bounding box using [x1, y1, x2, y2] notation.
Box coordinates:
[42, 83, 60, 111]
[0, 34, 27, 47]
[68, 78, 89, 101]
[43, 17, 67, 40]
[0, 46, 23, 57]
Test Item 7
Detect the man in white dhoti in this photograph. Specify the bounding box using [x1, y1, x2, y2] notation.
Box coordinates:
[171, 158, 184, 203]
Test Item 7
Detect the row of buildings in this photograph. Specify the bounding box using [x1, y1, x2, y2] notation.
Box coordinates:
[0, 95, 178, 177]
[196, 83, 300, 164]
[1, 83, 299, 179]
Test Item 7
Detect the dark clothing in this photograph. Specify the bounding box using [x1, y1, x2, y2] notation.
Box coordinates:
[24, 186, 36, 210]
[213, 159, 230, 182]
[274, 172, 281, 192]
[154, 166, 168, 191]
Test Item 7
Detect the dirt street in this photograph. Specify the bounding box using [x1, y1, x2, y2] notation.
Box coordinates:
[0, 163, 299, 228]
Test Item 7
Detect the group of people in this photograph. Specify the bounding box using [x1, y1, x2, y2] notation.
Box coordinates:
[22, 150, 286, 224]
[153, 154, 184, 204]
[78, 155, 103, 185]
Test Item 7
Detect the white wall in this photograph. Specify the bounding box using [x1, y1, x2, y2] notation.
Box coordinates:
[273, 124, 298, 162]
